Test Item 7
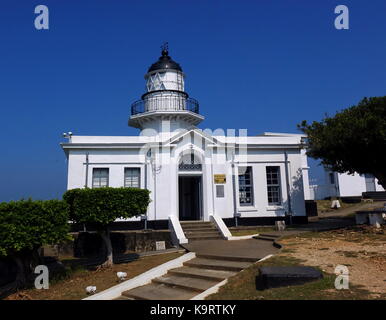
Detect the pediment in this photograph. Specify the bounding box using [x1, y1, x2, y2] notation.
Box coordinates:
[163, 127, 223, 147]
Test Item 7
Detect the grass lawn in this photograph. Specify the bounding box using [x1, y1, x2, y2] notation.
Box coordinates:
[207, 255, 374, 300]
[316, 200, 359, 214]
[5, 252, 183, 300]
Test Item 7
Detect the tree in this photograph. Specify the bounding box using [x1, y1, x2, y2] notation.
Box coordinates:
[63, 187, 151, 267]
[0, 199, 70, 293]
[298, 96, 386, 189]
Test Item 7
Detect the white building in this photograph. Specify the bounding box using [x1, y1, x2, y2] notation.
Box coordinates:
[309, 169, 385, 200]
[61, 48, 310, 239]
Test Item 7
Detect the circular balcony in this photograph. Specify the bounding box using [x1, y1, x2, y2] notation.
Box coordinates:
[131, 95, 199, 116]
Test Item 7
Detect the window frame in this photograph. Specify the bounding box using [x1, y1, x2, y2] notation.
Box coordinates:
[238, 166, 254, 206]
[124, 167, 141, 188]
[92, 168, 109, 188]
[266, 166, 282, 206]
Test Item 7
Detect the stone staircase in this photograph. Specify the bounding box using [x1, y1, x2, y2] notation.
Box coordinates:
[116, 254, 255, 300]
[180, 221, 223, 241]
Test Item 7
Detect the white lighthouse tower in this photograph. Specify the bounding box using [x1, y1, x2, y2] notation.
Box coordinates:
[128, 44, 204, 133]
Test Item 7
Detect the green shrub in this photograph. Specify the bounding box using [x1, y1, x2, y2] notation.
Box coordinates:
[63, 187, 151, 266]
[0, 199, 70, 258]
[63, 187, 150, 226]
[0, 199, 70, 290]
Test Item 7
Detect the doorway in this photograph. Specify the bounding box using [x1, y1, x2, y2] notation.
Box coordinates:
[178, 176, 202, 221]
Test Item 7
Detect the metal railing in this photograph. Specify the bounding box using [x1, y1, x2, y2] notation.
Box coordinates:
[131, 95, 199, 116]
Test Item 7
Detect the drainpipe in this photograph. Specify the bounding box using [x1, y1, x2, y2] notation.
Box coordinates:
[85, 152, 89, 188]
[84, 152, 89, 232]
[284, 151, 293, 225]
[232, 162, 238, 227]
[143, 162, 148, 230]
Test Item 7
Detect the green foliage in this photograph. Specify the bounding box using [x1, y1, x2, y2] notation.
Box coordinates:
[63, 187, 151, 228]
[0, 199, 70, 257]
[298, 96, 386, 188]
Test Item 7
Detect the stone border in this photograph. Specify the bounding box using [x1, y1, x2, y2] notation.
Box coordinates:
[83, 252, 196, 300]
[227, 233, 260, 241]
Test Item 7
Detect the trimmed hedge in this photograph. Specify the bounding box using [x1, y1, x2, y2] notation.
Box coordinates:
[63, 187, 151, 226]
[0, 199, 70, 257]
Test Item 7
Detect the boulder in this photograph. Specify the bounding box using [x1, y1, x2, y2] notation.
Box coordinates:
[256, 266, 323, 290]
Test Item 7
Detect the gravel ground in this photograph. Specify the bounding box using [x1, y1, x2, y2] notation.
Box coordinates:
[279, 225, 386, 299]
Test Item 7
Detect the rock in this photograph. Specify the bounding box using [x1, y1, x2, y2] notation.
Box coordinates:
[256, 266, 323, 290]
[275, 220, 286, 231]
[331, 200, 341, 209]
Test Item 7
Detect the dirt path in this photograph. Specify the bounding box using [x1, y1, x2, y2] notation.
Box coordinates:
[314, 202, 384, 220]
[279, 226, 386, 299]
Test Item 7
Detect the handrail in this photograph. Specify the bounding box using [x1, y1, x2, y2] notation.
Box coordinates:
[168, 215, 188, 245]
[131, 95, 199, 116]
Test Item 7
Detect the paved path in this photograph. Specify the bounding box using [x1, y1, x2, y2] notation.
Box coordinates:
[182, 238, 278, 260]
[116, 231, 280, 300]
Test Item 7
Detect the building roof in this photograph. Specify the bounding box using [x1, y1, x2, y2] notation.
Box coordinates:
[147, 49, 183, 73]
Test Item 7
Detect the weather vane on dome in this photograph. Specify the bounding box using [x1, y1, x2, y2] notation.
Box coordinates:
[161, 42, 169, 54]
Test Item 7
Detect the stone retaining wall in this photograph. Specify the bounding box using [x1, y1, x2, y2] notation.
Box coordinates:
[43, 230, 174, 258]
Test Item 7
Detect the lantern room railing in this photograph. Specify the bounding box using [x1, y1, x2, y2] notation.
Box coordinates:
[131, 95, 199, 116]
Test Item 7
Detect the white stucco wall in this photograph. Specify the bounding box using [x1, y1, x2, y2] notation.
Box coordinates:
[63, 130, 307, 222]
[312, 169, 385, 199]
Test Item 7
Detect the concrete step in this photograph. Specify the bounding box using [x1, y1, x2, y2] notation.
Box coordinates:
[180, 223, 213, 228]
[196, 254, 257, 263]
[113, 295, 134, 300]
[182, 226, 217, 231]
[255, 236, 276, 241]
[185, 231, 221, 237]
[169, 266, 237, 281]
[259, 233, 280, 238]
[187, 235, 223, 241]
[180, 221, 212, 224]
[184, 229, 219, 234]
[122, 283, 197, 300]
[183, 229, 218, 234]
[152, 274, 217, 292]
[184, 258, 251, 272]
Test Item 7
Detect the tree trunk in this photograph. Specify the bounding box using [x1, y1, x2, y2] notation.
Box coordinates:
[12, 256, 27, 289]
[99, 228, 113, 267]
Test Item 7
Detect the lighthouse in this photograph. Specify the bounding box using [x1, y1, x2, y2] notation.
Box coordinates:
[62, 45, 309, 237]
[129, 44, 204, 133]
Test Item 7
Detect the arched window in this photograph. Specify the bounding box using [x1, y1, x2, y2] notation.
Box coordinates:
[178, 153, 202, 171]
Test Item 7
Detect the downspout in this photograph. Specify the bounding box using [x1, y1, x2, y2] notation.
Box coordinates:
[85, 152, 89, 188]
[153, 161, 157, 225]
[144, 162, 148, 230]
[84, 152, 89, 232]
[284, 151, 293, 224]
[232, 162, 238, 227]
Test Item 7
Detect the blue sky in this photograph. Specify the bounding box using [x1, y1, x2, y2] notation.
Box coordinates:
[1, 0, 386, 201]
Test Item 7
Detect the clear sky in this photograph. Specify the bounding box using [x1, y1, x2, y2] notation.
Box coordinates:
[1, 0, 386, 202]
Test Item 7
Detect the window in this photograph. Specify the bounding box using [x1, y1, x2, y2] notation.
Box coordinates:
[329, 173, 335, 184]
[92, 168, 109, 188]
[238, 166, 253, 206]
[216, 185, 225, 198]
[266, 166, 281, 205]
[124, 168, 140, 188]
